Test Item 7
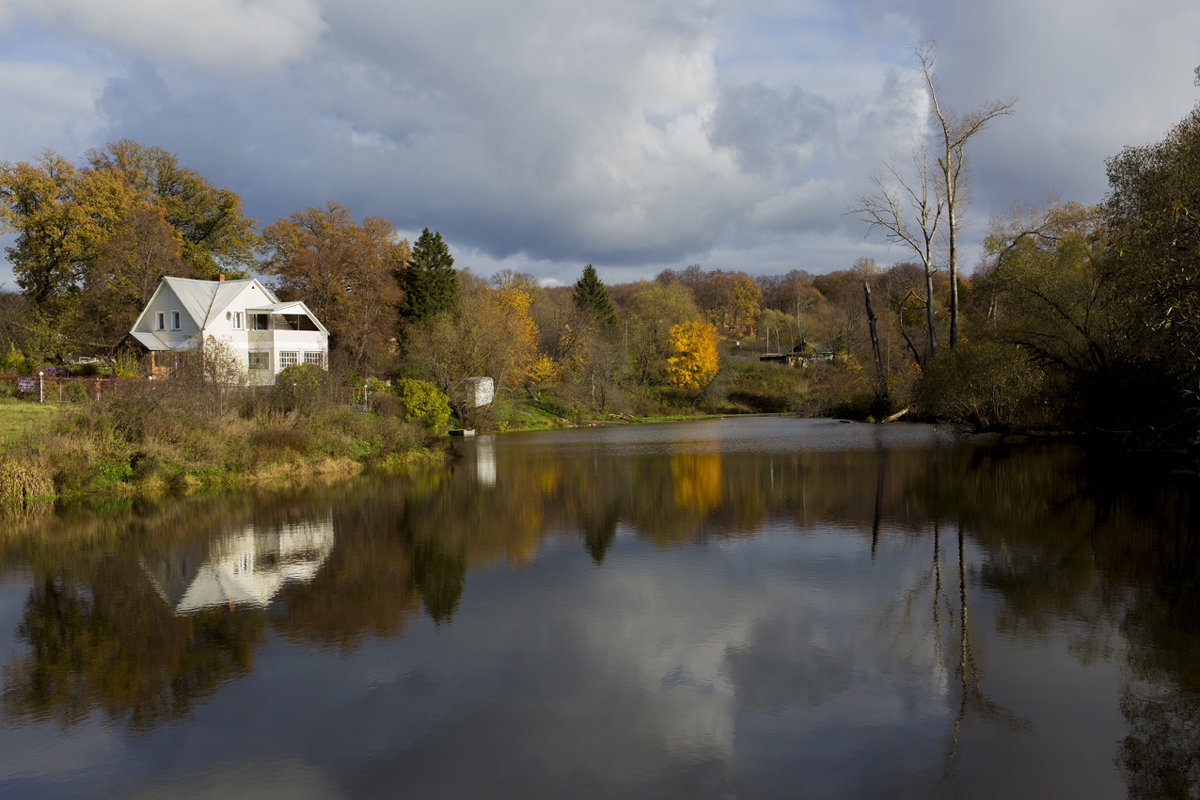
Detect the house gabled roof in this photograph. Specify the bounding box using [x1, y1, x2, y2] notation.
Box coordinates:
[160, 277, 280, 328]
[129, 330, 183, 351]
[129, 276, 284, 347]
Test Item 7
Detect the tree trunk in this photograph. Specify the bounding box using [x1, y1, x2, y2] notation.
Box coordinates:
[923, 265, 938, 362]
[863, 280, 889, 403]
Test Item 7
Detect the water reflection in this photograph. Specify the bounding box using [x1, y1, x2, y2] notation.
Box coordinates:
[141, 513, 335, 614]
[0, 418, 1197, 798]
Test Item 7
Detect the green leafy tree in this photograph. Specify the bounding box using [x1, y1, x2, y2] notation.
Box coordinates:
[398, 227, 457, 324]
[623, 280, 702, 385]
[572, 264, 617, 327]
[1099, 101, 1200, 440]
[392, 377, 453, 431]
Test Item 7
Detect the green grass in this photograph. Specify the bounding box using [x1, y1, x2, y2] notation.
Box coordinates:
[494, 396, 573, 431]
[0, 399, 61, 447]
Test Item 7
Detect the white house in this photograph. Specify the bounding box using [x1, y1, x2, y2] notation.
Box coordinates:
[129, 276, 329, 385]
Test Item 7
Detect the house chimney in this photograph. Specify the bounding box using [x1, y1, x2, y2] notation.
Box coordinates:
[217, 274, 225, 282]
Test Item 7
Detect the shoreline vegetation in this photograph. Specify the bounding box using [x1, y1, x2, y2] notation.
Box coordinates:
[0, 349, 875, 514]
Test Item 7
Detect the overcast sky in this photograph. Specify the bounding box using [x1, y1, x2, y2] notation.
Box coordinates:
[0, 0, 1197, 289]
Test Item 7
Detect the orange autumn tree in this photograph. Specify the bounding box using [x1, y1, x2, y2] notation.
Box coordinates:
[666, 321, 718, 388]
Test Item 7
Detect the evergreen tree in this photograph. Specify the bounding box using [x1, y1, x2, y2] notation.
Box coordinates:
[398, 227, 458, 323]
[572, 264, 616, 327]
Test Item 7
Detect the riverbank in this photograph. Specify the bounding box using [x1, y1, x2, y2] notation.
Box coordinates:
[0, 386, 443, 512]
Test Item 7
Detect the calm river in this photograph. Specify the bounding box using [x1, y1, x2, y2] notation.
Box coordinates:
[1, 417, 1197, 799]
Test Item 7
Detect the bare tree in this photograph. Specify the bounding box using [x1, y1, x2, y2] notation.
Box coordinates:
[917, 41, 1016, 348]
[850, 146, 944, 361]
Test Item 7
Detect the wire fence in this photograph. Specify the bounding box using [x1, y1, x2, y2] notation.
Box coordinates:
[0, 373, 141, 404]
[1, 373, 369, 407]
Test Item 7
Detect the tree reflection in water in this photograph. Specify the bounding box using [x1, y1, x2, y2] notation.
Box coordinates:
[0, 422, 1197, 797]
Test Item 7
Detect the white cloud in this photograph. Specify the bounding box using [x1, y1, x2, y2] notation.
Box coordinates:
[0, 0, 326, 73]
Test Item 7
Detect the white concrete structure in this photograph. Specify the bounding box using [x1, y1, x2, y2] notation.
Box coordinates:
[129, 276, 329, 385]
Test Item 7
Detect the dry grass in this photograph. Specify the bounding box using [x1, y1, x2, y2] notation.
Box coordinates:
[0, 451, 55, 505]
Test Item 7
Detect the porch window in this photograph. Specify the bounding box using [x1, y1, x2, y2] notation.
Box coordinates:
[248, 351, 270, 370]
[250, 314, 269, 330]
[279, 351, 299, 369]
[303, 351, 326, 368]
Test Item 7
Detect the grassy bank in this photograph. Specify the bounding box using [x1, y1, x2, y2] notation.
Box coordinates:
[0, 401, 60, 447]
[0, 372, 441, 511]
[493, 357, 880, 430]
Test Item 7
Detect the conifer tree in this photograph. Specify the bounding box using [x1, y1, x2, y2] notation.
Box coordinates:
[572, 264, 616, 327]
[398, 227, 457, 324]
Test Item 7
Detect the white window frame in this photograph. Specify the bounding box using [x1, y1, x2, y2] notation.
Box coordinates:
[171, 310, 181, 330]
[232, 311, 243, 330]
[155, 312, 165, 331]
[303, 351, 326, 368]
[279, 351, 299, 370]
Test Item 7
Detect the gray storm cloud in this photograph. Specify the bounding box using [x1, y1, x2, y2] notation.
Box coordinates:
[0, 0, 1197, 285]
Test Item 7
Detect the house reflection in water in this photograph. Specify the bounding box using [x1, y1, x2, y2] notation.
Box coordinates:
[475, 436, 496, 487]
[141, 512, 335, 614]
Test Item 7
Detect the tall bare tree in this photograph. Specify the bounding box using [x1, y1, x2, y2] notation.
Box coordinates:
[850, 146, 944, 362]
[917, 41, 1015, 348]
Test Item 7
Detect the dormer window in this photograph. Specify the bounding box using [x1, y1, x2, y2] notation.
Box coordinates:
[156, 312, 165, 331]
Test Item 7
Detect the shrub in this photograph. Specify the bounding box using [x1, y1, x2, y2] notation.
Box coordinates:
[0, 344, 32, 374]
[249, 423, 312, 454]
[392, 378, 453, 432]
[64, 381, 89, 403]
[914, 340, 1051, 431]
[270, 364, 336, 415]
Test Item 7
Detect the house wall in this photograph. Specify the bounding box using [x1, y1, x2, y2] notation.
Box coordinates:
[133, 285, 200, 350]
[201, 283, 278, 368]
[246, 328, 327, 385]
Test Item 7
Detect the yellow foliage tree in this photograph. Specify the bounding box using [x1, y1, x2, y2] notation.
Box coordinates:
[528, 353, 560, 387]
[494, 284, 539, 387]
[666, 321, 719, 388]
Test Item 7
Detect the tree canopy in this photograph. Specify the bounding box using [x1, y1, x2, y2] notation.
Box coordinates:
[85, 140, 258, 277]
[0, 151, 134, 313]
[0, 140, 257, 342]
[261, 202, 409, 372]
